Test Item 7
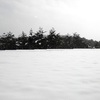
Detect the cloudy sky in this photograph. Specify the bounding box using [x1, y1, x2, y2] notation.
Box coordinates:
[0, 0, 100, 40]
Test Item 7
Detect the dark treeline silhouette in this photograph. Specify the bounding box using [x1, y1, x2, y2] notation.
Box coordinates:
[0, 28, 100, 50]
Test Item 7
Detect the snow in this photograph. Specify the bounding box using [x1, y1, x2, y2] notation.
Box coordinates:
[0, 49, 100, 100]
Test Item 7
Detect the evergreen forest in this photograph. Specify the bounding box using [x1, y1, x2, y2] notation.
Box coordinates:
[0, 28, 100, 50]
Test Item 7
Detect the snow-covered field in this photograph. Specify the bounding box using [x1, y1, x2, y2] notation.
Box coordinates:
[0, 49, 100, 100]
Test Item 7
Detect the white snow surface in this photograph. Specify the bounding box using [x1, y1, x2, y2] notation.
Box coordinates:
[0, 49, 100, 100]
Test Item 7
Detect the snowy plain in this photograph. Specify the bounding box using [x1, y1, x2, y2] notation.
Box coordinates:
[0, 49, 100, 100]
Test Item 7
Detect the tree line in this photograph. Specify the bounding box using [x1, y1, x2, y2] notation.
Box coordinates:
[0, 28, 100, 50]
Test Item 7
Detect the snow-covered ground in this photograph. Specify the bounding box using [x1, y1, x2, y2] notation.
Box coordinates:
[0, 49, 100, 100]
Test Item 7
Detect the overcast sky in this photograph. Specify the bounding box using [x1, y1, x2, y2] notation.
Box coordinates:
[0, 0, 100, 40]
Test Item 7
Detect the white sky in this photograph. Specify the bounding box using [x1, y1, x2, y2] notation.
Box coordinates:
[0, 0, 100, 40]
